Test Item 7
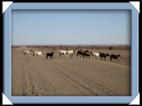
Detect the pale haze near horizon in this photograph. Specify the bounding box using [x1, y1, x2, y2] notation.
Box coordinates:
[11, 10, 131, 46]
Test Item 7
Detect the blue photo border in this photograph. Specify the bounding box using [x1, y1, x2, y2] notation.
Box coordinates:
[3, 3, 139, 104]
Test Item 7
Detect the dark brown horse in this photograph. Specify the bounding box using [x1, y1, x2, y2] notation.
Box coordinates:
[77, 50, 91, 58]
[100, 53, 109, 60]
[46, 52, 54, 59]
[110, 54, 120, 62]
[77, 50, 84, 57]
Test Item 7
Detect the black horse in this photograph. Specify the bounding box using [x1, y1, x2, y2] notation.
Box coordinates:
[83, 52, 91, 58]
[77, 50, 84, 57]
[100, 53, 109, 60]
[110, 54, 120, 62]
[77, 50, 91, 58]
[46, 52, 54, 59]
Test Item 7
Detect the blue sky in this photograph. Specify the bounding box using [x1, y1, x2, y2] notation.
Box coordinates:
[12, 10, 131, 45]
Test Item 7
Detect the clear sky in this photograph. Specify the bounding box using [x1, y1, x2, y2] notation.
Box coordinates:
[12, 10, 131, 45]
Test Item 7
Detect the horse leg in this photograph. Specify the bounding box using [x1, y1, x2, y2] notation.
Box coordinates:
[77, 54, 79, 57]
[78, 54, 80, 58]
[70, 54, 72, 58]
[83, 54, 85, 58]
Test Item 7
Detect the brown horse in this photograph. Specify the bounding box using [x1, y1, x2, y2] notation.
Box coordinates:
[77, 50, 91, 58]
[110, 54, 120, 62]
[46, 52, 54, 59]
[100, 53, 109, 60]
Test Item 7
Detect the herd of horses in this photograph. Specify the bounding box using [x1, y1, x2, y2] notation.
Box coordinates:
[24, 49, 121, 62]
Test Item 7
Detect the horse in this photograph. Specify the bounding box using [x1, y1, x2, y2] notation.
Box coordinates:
[34, 50, 44, 57]
[100, 53, 109, 60]
[59, 50, 68, 57]
[77, 50, 84, 58]
[110, 54, 120, 62]
[59, 50, 74, 57]
[83, 52, 91, 58]
[46, 52, 54, 59]
[91, 51, 100, 59]
[77, 50, 91, 58]
[24, 50, 30, 55]
[67, 50, 74, 58]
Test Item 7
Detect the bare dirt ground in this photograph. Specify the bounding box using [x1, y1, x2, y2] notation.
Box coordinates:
[12, 47, 131, 96]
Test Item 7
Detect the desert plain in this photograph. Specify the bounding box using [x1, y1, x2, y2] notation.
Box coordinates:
[12, 46, 131, 96]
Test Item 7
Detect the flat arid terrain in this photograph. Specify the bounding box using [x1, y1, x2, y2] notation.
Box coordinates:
[12, 46, 131, 96]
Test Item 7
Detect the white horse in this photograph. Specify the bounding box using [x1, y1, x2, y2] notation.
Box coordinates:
[67, 50, 74, 54]
[24, 50, 30, 55]
[34, 50, 44, 57]
[59, 50, 68, 57]
[67, 50, 74, 58]
[59, 50, 74, 57]
[59, 50, 67, 54]
[91, 51, 100, 58]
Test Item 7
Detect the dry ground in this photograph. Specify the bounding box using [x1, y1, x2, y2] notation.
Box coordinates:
[12, 47, 131, 96]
